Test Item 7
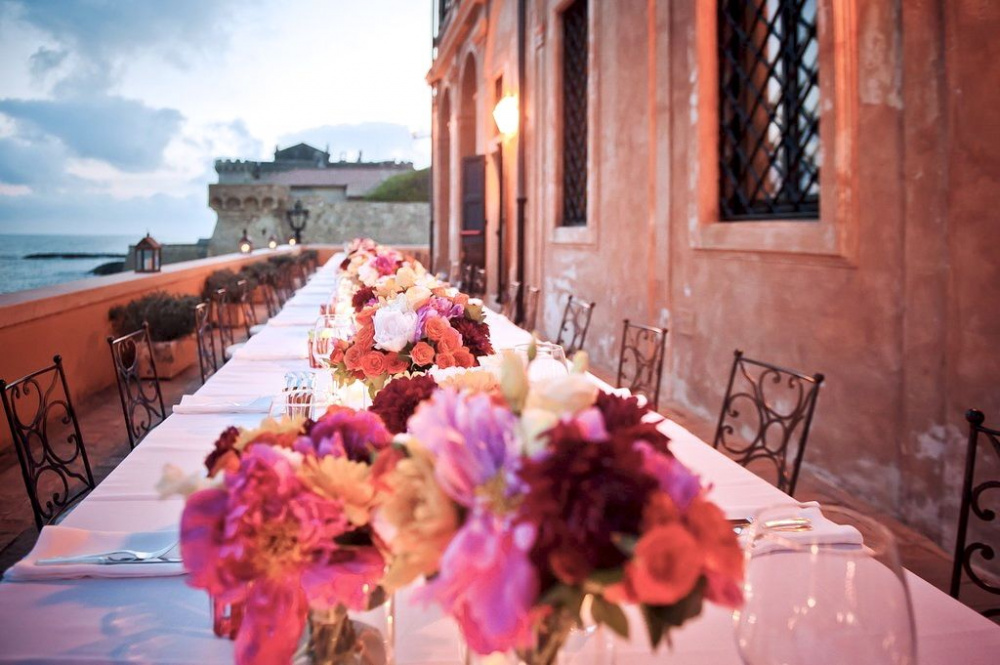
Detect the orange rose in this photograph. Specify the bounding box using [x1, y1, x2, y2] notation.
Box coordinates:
[354, 324, 376, 349]
[454, 293, 469, 307]
[436, 329, 463, 353]
[435, 352, 456, 369]
[361, 351, 387, 377]
[424, 316, 449, 341]
[357, 306, 377, 327]
[410, 341, 436, 366]
[625, 523, 704, 606]
[454, 348, 476, 368]
[385, 353, 410, 375]
[344, 344, 365, 370]
[684, 498, 744, 607]
[330, 347, 346, 365]
[643, 492, 681, 530]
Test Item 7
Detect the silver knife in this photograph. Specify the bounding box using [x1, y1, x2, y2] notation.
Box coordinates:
[36, 555, 182, 566]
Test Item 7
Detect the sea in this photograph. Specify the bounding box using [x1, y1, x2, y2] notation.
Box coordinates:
[0, 233, 137, 296]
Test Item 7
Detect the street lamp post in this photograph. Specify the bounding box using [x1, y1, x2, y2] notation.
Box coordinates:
[286, 200, 309, 245]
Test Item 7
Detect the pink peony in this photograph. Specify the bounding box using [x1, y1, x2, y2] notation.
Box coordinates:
[181, 445, 380, 664]
[419, 511, 539, 655]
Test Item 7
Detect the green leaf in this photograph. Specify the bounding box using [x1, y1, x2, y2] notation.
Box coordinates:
[610, 532, 638, 557]
[641, 603, 665, 649]
[538, 584, 585, 616]
[641, 578, 707, 650]
[591, 595, 630, 639]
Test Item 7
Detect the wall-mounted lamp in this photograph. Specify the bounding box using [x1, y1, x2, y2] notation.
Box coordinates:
[492, 95, 519, 137]
[288, 237, 298, 246]
[238, 229, 253, 254]
[268, 234, 278, 250]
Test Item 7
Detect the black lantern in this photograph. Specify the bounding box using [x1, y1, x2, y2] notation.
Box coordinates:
[135, 233, 162, 273]
[239, 228, 253, 254]
[286, 200, 309, 244]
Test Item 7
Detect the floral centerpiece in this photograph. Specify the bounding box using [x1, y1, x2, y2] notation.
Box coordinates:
[324, 285, 494, 397]
[371, 353, 744, 663]
[161, 406, 395, 664]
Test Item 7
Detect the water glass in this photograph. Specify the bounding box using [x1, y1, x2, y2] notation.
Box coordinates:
[514, 342, 569, 382]
[735, 504, 916, 665]
[312, 314, 354, 368]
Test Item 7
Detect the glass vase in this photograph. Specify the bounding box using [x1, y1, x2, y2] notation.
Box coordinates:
[463, 609, 614, 665]
[296, 592, 395, 665]
[210, 595, 245, 640]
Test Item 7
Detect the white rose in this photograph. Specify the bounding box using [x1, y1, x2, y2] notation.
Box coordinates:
[524, 374, 599, 415]
[358, 262, 379, 286]
[373, 295, 418, 352]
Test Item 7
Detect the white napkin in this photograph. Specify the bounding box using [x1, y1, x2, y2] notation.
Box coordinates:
[737, 502, 865, 550]
[5, 527, 184, 581]
[268, 311, 323, 327]
[172, 394, 273, 414]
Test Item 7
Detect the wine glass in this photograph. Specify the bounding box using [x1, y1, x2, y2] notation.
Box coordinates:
[312, 314, 354, 368]
[735, 503, 916, 665]
[513, 342, 569, 382]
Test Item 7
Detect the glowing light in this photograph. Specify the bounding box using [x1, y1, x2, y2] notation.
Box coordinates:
[492, 95, 519, 137]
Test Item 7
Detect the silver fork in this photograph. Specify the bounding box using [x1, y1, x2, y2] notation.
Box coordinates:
[36, 540, 179, 566]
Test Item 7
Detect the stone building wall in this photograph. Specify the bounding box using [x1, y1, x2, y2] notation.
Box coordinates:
[207, 183, 429, 254]
[428, 0, 1000, 552]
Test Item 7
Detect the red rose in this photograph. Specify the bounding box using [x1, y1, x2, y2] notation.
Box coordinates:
[344, 344, 365, 370]
[625, 523, 704, 606]
[435, 352, 456, 369]
[356, 306, 377, 328]
[361, 351, 387, 377]
[354, 324, 376, 349]
[684, 498, 744, 607]
[410, 341, 436, 366]
[384, 353, 410, 375]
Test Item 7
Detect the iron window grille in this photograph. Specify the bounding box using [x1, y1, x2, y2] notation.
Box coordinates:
[561, 0, 588, 227]
[718, 0, 820, 221]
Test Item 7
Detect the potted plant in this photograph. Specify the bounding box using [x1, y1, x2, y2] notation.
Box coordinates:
[109, 291, 200, 379]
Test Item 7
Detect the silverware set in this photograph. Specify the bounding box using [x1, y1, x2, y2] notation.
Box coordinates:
[37, 540, 180, 566]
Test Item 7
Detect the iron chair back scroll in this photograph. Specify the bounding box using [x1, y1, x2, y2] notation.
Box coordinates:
[236, 279, 258, 338]
[0, 355, 96, 531]
[616, 319, 668, 411]
[950, 409, 1000, 618]
[195, 302, 218, 384]
[522, 286, 541, 333]
[213, 288, 235, 351]
[556, 295, 596, 358]
[712, 349, 824, 496]
[106, 322, 167, 448]
[501, 281, 522, 322]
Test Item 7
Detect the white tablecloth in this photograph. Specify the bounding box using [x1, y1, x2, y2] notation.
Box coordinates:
[0, 253, 997, 663]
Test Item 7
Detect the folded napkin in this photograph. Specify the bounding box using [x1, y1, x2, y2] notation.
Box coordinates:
[736, 502, 865, 551]
[5, 527, 184, 581]
[268, 311, 323, 327]
[172, 394, 273, 414]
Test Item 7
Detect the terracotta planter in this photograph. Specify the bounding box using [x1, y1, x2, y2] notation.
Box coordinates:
[138, 335, 197, 380]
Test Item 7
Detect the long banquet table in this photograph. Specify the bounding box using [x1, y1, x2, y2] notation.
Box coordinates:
[1, 254, 998, 664]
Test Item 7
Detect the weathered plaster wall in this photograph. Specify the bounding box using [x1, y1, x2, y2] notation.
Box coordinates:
[429, 0, 1000, 550]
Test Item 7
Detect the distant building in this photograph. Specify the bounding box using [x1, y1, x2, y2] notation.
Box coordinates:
[207, 143, 427, 253]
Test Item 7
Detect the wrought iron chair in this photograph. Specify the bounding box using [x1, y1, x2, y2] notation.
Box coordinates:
[469, 267, 487, 299]
[213, 288, 235, 352]
[522, 286, 541, 332]
[106, 323, 167, 448]
[555, 295, 596, 357]
[950, 409, 1000, 618]
[194, 302, 218, 384]
[501, 281, 522, 321]
[274, 264, 295, 305]
[712, 349, 824, 496]
[616, 320, 668, 410]
[236, 279, 259, 338]
[0, 355, 96, 531]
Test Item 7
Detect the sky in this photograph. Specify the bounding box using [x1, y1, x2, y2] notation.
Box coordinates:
[0, 0, 433, 242]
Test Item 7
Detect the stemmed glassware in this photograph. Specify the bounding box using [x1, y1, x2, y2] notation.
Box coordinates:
[513, 342, 569, 382]
[735, 503, 917, 665]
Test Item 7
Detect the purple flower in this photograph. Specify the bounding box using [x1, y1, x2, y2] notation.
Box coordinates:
[635, 441, 702, 511]
[408, 388, 519, 506]
[418, 511, 539, 655]
[294, 406, 392, 463]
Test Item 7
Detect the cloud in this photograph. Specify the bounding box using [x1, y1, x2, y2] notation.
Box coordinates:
[278, 122, 427, 166]
[0, 96, 184, 171]
[0, 134, 78, 188]
[28, 46, 67, 81]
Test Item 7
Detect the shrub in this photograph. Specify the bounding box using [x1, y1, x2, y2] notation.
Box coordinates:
[204, 268, 255, 298]
[109, 291, 199, 342]
[364, 168, 430, 202]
